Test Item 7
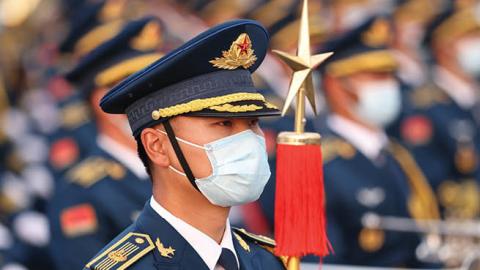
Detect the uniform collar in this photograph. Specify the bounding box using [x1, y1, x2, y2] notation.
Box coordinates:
[96, 134, 148, 179]
[327, 114, 388, 160]
[149, 197, 239, 270]
[434, 66, 478, 109]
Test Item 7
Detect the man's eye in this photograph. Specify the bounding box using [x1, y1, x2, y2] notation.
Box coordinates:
[217, 120, 233, 127]
[249, 119, 259, 126]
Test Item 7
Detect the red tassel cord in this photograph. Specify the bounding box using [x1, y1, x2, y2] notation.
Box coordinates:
[274, 143, 332, 257]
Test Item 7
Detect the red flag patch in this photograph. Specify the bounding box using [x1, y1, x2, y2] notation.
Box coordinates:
[60, 204, 98, 237]
[400, 115, 433, 146]
[49, 137, 79, 169]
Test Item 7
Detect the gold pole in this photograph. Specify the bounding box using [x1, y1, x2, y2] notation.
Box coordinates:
[294, 85, 306, 134]
[287, 257, 301, 270]
[271, 1, 333, 269]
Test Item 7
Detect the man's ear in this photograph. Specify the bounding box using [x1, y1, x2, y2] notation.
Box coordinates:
[141, 127, 170, 168]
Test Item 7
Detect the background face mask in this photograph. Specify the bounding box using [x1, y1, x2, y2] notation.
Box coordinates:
[162, 129, 271, 207]
[354, 79, 402, 128]
[456, 37, 480, 77]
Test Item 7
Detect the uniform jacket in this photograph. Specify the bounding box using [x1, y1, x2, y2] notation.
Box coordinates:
[48, 145, 151, 270]
[83, 201, 286, 270]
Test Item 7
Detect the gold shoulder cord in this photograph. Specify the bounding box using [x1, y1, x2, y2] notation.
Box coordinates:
[388, 141, 440, 220]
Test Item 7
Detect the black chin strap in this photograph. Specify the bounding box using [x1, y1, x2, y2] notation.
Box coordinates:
[163, 120, 199, 191]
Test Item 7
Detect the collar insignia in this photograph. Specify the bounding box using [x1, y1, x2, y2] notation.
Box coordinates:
[210, 33, 257, 70]
[234, 232, 250, 252]
[156, 238, 175, 258]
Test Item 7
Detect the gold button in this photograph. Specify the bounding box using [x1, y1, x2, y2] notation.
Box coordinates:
[152, 111, 160, 120]
[359, 228, 385, 252]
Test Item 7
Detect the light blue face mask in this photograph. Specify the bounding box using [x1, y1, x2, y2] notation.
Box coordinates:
[158, 129, 271, 207]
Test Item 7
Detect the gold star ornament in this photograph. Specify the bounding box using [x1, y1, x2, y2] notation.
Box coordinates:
[272, 0, 333, 116]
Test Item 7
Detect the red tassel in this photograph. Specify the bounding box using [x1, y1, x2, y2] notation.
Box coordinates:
[274, 143, 331, 257]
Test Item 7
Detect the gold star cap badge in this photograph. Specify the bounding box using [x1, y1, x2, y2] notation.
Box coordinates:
[210, 33, 257, 70]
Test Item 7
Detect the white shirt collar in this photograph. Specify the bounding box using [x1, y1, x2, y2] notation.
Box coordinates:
[96, 134, 148, 180]
[149, 197, 239, 270]
[327, 114, 388, 160]
[434, 66, 478, 109]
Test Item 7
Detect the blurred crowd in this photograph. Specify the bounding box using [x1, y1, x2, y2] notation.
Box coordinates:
[0, 0, 480, 269]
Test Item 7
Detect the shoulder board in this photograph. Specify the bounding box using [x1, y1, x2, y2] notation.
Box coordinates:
[233, 228, 288, 269]
[67, 157, 126, 188]
[321, 137, 356, 163]
[233, 227, 276, 248]
[409, 84, 449, 109]
[61, 101, 91, 129]
[84, 232, 154, 270]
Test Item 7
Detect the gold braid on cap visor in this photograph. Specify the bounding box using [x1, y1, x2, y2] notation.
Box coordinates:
[326, 50, 398, 77]
[151, 92, 267, 120]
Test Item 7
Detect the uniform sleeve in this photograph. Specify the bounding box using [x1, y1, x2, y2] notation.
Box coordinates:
[323, 167, 348, 264]
[47, 183, 110, 270]
[323, 213, 347, 264]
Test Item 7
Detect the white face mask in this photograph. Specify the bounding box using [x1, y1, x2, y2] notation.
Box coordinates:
[158, 129, 271, 207]
[456, 37, 480, 77]
[353, 79, 401, 128]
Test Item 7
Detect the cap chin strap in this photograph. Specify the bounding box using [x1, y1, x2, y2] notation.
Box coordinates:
[162, 120, 200, 191]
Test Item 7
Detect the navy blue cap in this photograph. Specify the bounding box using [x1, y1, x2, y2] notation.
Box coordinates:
[319, 15, 398, 77]
[60, 1, 106, 53]
[100, 19, 280, 136]
[65, 16, 163, 95]
[60, 0, 127, 53]
[422, 2, 480, 46]
[423, 2, 454, 45]
[61, 0, 89, 17]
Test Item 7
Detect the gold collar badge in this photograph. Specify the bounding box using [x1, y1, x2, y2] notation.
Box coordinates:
[156, 238, 175, 258]
[210, 33, 257, 70]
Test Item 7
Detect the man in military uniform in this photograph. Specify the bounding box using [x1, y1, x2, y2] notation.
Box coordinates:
[47, 17, 164, 269]
[83, 20, 286, 270]
[46, 0, 135, 179]
[317, 16, 440, 267]
[399, 3, 480, 219]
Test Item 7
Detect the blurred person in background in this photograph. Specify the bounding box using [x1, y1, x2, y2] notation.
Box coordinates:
[0, 2, 138, 267]
[46, 0, 144, 181]
[0, 0, 66, 268]
[317, 16, 441, 267]
[397, 2, 480, 220]
[47, 16, 163, 270]
[389, 0, 442, 89]
[324, 0, 395, 34]
[385, 0, 442, 155]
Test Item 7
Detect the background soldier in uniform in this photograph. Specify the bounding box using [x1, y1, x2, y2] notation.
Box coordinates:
[47, 17, 163, 269]
[317, 16, 440, 267]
